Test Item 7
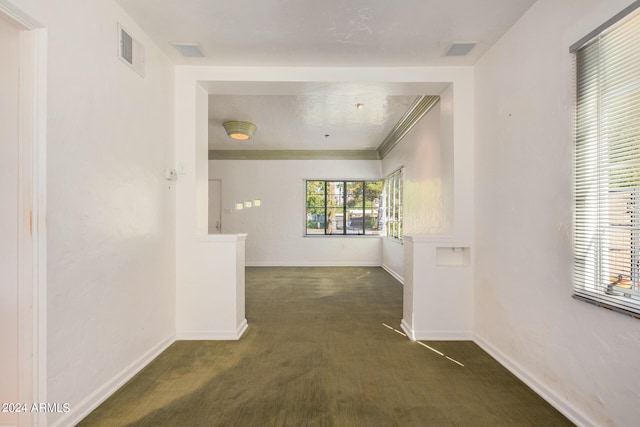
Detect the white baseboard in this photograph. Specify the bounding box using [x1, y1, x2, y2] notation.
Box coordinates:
[177, 320, 248, 341]
[400, 320, 472, 341]
[236, 319, 248, 339]
[54, 334, 175, 427]
[245, 261, 381, 267]
[414, 331, 473, 341]
[381, 264, 404, 284]
[400, 319, 415, 340]
[245, 263, 401, 280]
[473, 333, 594, 427]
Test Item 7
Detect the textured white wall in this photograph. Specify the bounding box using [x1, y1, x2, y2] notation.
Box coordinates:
[382, 95, 453, 236]
[380, 84, 474, 339]
[209, 159, 383, 266]
[14, 0, 176, 425]
[174, 82, 248, 340]
[381, 238, 404, 282]
[176, 234, 247, 339]
[178, 66, 473, 296]
[199, 67, 471, 275]
[381, 85, 457, 280]
[474, 0, 640, 425]
[0, 13, 20, 427]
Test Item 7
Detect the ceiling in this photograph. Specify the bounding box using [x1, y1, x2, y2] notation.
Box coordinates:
[210, 92, 419, 153]
[115, 0, 536, 154]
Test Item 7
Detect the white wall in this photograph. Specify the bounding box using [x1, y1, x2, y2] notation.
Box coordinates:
[210, 89, 456, 271]
[0, 12, 21, 427]
[209, 159, 383, 266]
[379, 84, 474, 339]
[382, 92, 453, 235]
[14, 0, 176, 425]
[176, 234, 248, 339]
[474, 0, 640, 425]
[381, 238, 404, 282]
[381, 85, 456, 280]
[174, 82, 249, 341]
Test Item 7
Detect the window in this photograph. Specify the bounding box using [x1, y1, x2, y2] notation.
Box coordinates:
[305, 180, 382, 235]
[573, 5, 640, 316]
[381, 168, 403, 240]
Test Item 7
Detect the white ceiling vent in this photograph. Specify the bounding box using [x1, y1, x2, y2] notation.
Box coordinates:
[171, 42, 205, 58]
[445, 42, 477, 57]
[118, 24, 145, 77]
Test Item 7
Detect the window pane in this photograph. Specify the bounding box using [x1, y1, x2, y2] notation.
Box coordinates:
[326, 207, 341, 234]
[365, 181, 382, 235]
[327, 182, 344, 208]
[346, 182, 363, 234]
[346, 182, 363, 206]
[326, 182, 344, 233]
[573, 9, 640, 315]
[306, 181, 325, 234]
[306, 180, 382, 236]
[382, 169, 403, 239]
[604, 189, 639, 295]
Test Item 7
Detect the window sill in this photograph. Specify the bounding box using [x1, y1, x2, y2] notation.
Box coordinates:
[303, 234, 382, 238]
[572, 294, 640, 319]
[383, 236, 403, 244]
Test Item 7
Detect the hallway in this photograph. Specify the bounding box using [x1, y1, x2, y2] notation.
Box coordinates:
[80, 267, 571, 426]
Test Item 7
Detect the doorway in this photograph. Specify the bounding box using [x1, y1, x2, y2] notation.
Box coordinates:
[0, 3, 46, 425]
[0, 12, 23, 426]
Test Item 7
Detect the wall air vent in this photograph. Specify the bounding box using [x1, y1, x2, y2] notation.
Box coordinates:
[118, 24, 145, 77]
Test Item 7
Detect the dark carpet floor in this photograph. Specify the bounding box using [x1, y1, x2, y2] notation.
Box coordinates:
[78, 266, 573, 426]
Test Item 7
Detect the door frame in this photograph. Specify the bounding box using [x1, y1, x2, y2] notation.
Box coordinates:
[0, 2, 47, 425]
[208, 179, 222, 233]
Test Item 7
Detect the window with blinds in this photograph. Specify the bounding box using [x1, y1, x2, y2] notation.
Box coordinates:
[573, 3, 640, 316]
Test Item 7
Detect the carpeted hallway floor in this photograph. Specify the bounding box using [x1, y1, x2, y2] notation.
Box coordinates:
[79, 267, 573, 426]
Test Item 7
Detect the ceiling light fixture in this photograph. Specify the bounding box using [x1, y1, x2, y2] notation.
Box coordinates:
[223, 121, 257, 140]
[356, 103, 365, 109]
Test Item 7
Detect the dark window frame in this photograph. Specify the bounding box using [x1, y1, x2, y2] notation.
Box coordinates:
[305, 180, 381, 236]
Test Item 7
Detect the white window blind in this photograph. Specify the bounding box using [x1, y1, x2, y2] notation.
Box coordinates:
[573, 4, 640, 316]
